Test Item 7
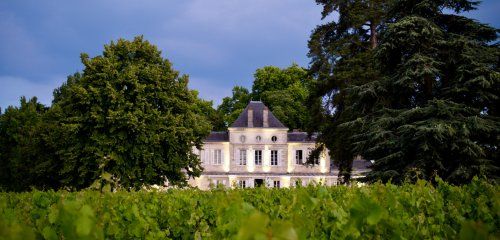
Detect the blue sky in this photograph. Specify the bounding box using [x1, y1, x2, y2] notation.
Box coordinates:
[1, 0, 498, 110]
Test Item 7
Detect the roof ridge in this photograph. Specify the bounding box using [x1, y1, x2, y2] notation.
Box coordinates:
[229, 101, 287, 128]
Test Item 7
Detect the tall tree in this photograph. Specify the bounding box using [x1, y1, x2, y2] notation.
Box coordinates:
[218, 64, 313, 131]
[308, 0, 388, 183]
[352, 1, 499, 184]
[52, 36, 212, 189]
[217, 86, 252, 127]
[309, 0, 499, 184]
[0, 97, 61, 191]
[192, 90, 226, 131]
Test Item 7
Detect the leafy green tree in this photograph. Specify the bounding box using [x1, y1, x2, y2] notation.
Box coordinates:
[192, 90, 226, 131]
[253, 64, 313, 131]
[218, 64, 313, 131]
[52, 36, 212, 189]
[252, 64, 310, 99]
[261, 81, 311, 131]
[217, 86, 252, 127]
[0, 97, 61, 191]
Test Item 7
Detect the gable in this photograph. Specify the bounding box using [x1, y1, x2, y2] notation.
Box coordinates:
[230, 101, 287, 128]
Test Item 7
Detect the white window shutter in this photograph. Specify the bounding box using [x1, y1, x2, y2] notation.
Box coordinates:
[280, 150, 283, 166]
[220, 149, 224, 164]
[211, 149, 215, 164]
[206, 149, 209, 165]
[235, 149, 239, 164]
[278, 150, 281, 166]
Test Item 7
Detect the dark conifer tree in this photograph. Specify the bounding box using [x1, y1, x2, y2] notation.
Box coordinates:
[309, 0, 499, 184]
[355, 1, 499, 184]
[308, 0, 388, 183]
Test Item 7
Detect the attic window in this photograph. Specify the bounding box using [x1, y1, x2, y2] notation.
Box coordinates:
[256, 136, 262, 142]
[271, 136, 277, 142]
[240, 135, 246, 143]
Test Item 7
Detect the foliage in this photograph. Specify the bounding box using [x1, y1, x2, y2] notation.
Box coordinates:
[352, 3, 499, 184]
[217, 86, 252, 127]
[0, 97, 61, 191]
[308, 0, 388, 183]
[218, 64, 313, 130]
[191, 90, 226, 131]
[308, 0, 499, 184]
[255, 64, 313, 131]
[0, 179, 498, 239]
[49, 36, 212, 189]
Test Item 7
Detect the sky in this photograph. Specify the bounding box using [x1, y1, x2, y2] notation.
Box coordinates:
[1, 0, 499, 110]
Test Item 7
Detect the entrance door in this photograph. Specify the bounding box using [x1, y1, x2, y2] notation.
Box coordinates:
[254, 179, 264, 187]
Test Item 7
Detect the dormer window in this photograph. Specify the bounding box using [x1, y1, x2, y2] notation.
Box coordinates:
[271, 136, 277, 142]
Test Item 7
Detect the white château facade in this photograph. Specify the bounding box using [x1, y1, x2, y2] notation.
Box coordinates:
[189, 101, 369, 189]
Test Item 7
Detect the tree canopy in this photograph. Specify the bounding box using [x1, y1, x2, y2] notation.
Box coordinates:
[0, 97, 61, 191]
[50, 36, 212, 189]
[308, 0, 499, 184]
[308, 0, 387, 183]
[217, 86, 252, 128]
[218, 64, 313, 131]
[0, 36, 213, 191]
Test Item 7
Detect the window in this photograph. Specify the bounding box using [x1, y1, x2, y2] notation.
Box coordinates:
[295, 179, 306, 187]
[271, 136, 277, 142]
[271, 150, 278, 166]
[238, 180, 246, 188]
[240, 135, 246, 143]
[273, 180, 280, 188]
[239, 149, 247, 165]
[254, 179, 264, 187]
[213, 149, 222, 165]
[256, 136, 262, 142]
[295, 180, 301, 187]
[295, 150, 303, 164]
[211, 179, 225, 188]
[254, 150, 262, 165]
[215, 179, 225, 186]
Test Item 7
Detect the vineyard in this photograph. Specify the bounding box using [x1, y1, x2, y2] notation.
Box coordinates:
[0, 178, 498, 239]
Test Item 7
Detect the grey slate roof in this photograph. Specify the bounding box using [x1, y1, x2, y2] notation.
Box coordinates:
[287, 132, 317, 142]
[230, 101, 287, 128]
[352, 159, 373, 170]
[204, 132, 229, 142]
[332, 159, 372, 172]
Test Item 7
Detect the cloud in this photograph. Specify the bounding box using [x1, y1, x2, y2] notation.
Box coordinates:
[189, 76, 233, 106]
[1, 0, 496, 110]
[0, 75, 65, 110]
[164, 0, 322, 40]
[0, 11, 54, 75]
[154, 37, 227, 66]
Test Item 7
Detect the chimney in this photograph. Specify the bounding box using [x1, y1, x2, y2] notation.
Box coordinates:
[263, 107, 269, 127]
[247, 108, 253, 127]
